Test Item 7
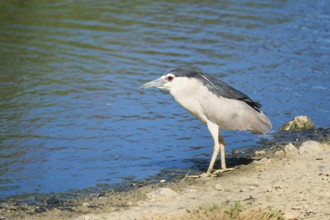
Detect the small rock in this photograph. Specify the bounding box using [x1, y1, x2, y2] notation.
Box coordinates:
[274, 150, 285, 157]
[249, 186, 256, 190]
[214, 184, 223, 191]
[299, 140, 322, 155]
[254, 150, 266, 156]
[273, 185, 282, 189]
[75, 214, 96, 220]
[146, 188, 178, 201]
[185, 188, 197, 193]
[253, 157, 272, 164]
[284, 143, 299, 157]
[279, 115, 314, 131]
[284, 211, 299, 220]
[232, 149, 239, 155]
[292, 206, 302, 210]
[34, 206, 47, 213]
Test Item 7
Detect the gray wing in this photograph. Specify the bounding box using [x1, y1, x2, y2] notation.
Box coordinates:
[197, 73, 262, 112]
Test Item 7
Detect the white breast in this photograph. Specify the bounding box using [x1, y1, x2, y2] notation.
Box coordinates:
[169, 77, 208, 123]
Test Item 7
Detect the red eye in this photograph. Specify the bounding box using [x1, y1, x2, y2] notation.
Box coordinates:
[167, 76, 174, 81]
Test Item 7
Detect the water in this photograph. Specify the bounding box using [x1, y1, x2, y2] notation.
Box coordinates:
[0, 0, 329, 199]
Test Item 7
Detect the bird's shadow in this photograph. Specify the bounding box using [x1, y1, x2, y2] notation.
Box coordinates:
[183, 128, 330, 175]
[182, 155, 254, 175]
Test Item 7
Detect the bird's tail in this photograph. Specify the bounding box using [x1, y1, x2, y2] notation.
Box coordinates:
[251, 111, 272, 134]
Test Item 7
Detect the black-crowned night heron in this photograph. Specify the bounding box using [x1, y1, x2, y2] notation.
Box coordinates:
[141, 67, 272, 175]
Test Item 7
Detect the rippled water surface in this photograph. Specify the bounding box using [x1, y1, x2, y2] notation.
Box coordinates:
[0, 0, 329, 198]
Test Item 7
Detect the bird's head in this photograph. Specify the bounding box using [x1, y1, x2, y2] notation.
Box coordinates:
[141, 67, 199, 91]
[141, 72, 178, 91]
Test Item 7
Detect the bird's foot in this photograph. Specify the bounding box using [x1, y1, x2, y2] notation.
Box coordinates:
[183, 172, 212, 178]
[184, 168, 234, 179]
[213, 167, 235, 174]
[199, 170, 229, 177]
[200, 172, 212, 178]
[195, 171, 222, 178]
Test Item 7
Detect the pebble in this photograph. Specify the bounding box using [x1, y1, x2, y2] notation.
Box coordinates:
[292, 206, 302, 210]
[299, 140, 322, 155]
[146, 188, 178, 201]
[214, 184, 223, 191]
[251, 181, 259, 187]
[185, 188, 197, 193]
[34, 206, 47, 213]
[273, 185, 282, 189]
[253, 157, 271, 164]
[75, 214, 94, 220]
[255, 150, 266, 156]
[232, 149, 239, 155]
[284, 143, 299, 157]
[274, 150, 285, 157]
[284, 211, 300, 220]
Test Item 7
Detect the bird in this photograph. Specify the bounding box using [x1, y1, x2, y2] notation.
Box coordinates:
[141, 67, 272, 176]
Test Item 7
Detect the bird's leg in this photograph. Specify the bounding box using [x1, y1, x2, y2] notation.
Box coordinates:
[183, 122, 220, 178]
[214, 133, 234, 173]
[219, 134, 226, 170]
[195, 123, 233, 178]
[206, 122, 220, 174]
[207, 142, 220, 174]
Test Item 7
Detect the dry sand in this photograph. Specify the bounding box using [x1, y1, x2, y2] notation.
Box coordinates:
[3, 138, 329, 220]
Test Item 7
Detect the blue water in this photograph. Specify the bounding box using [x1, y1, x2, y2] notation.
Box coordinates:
[0, 0, 329, 198]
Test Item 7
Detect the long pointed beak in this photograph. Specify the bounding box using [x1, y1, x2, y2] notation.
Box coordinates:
[140, 77, 166, 89]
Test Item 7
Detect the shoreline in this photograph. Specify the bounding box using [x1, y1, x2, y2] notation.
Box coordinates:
[1, 129, 329, 220]
[80, 138, 330, 220]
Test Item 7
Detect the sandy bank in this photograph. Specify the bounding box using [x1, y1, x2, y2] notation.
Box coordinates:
[3, 137, 329, 220]
[76, 140, 330, 220]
